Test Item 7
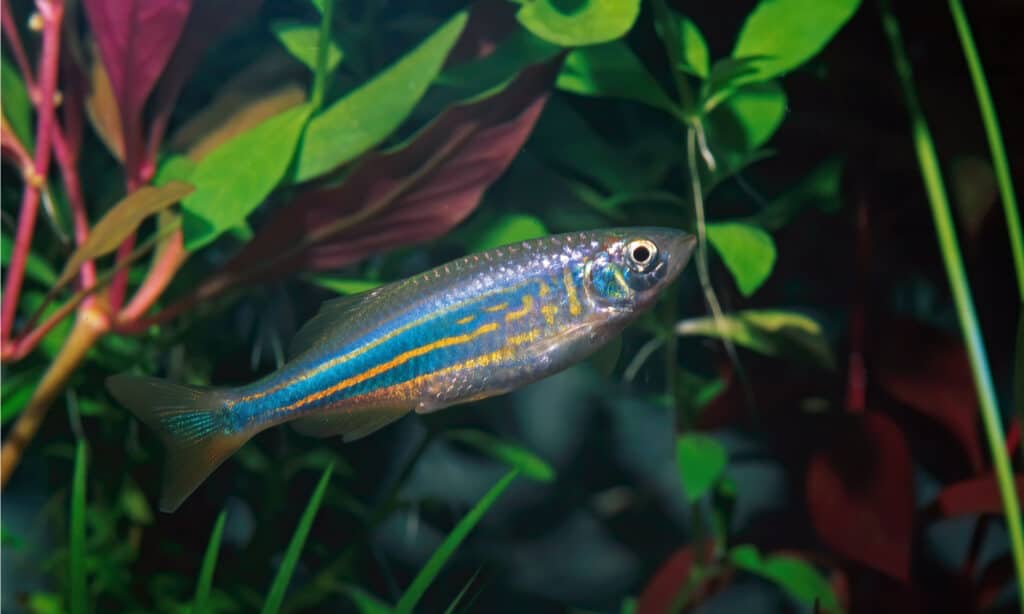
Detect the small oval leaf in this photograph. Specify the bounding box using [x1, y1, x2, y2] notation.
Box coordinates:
[514, 0, 640, 46]
[676, 433, 727, 503]
[706, 221, 777, 296]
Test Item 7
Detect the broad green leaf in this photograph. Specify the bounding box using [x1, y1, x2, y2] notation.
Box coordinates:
[732, 0, 862, 81]
[295, 12, 467, 182]
[706, 222, 777, 296]
[183, 104, 312, 251]
[154, 155, 197, 186]
[70, 441, 87, 614]
[676, 309, 835, 369]
[56, 181, 193, 288]
[271, 20, 343, 73]
[722, 81, 787, 150]
[1, 57, 33, 148]
[193, 509, 228, 614]
[395, 469, 518, 614]
[557, 42, 678, 115]
[744, 158, 843, 231]
[437, 27, 560, 95]
[678, 15, 710, 78]
[1, 233, 58, 286]
[676, 433, 728, 503]
[471, 214, 548, 252]
[303, 276, 383, 295]
[513, 0, 641, 46]
[260, 463, 333, 614]
[446, 429, 555, 482]
[729, 544, 840, 612]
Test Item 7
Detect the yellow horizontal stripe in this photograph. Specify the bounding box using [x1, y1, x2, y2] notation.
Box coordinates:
[505, 294, 534, 322]
[277, 322, 500, 414]
[456, 315, 475, 325]
[485, 302, 509, 313]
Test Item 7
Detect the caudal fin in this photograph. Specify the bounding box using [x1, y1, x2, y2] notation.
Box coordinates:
[106, 374, 248, 513]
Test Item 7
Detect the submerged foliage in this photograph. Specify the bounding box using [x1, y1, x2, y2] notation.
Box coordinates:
[1, 0, 1021, 612]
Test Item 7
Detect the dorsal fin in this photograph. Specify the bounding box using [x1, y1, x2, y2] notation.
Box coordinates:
[287, 285, 390, 359]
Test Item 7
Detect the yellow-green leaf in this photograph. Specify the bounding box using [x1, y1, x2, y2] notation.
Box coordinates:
[706, 221, 777, 296]
[676, 309, 835, 368]
[514, 0, 641, 47]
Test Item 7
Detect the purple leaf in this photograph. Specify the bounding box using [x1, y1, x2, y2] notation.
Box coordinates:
[214, 57, 562, 286]
[83, 0, 191, 175]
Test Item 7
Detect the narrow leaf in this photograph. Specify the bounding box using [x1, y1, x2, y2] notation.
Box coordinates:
[340, 585, 393, 614]
[557, 42, 678, 115]
[676, 433, 727, 503]
[192, 509, 228, 614]
[729, 544, 840, 612]
[260, 463, 334, 614]
[514, 0, 641, 46]
[271, 20, 343, 73]
[302, 276, 383, 295]
[395, 469, 519, 614]
[295, 12, 468, 182]
[706, 222, 777, 296]
[471, 214, 548, 252]
[69, 441, 88, 614]
[446, 429, 555, 482]
[56, 181, 193, 289]
[732, 0, 862, 81]
[183, 104, 312, 250]
[1, 234, 58, 286]
[678, 16, 710, 78]
[676, 309, 834, 368]
[1, 57, 33, 148]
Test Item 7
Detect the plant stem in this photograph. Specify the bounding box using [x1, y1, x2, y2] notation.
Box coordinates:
[1, 0, 64, 341]
[947, 0, 1023, 302]
[1, 0, 37, 95]
[0, 304, 108, 487]
[116, 228, 187, 324]
[880, 2, 1024, 606]
[310, 0, 334, 113]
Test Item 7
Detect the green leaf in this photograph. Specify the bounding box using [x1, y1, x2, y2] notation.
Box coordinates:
[20, 292, 73, 359]
[676, 433, 728, 503]
[744, 158, 844, 231]
[437, 28, 560, 95]
[729, 544, 840, 612]
[303, 276, 383, 295]
[56, 181, 194, 288]
[706, 222, 777, 296]
[722, 81, 787, 151]
[679, 16, 710, 78]
[260, 463, 333, 614]
[471, 214, 548, 252]
[154, 155, 197, 185]
[446, 429, 555, 482]
[1, 233, 58, 286]
[557, 42, 678, 115]
[120, 480, 154, 525]
[339, 585, 393, 614]
[513, 0, 641, 46]
[193, 509, 228, 614]
[676, 309, 835, 369]
[70, 440, 87, 614]
[183, 104, 312, 251]
[732, 0, 862, 81]
[2, 56, 33, 148]
[271, 20, 343, 73]
[395, 470, 519, 614]
[294, 12, 467, 182]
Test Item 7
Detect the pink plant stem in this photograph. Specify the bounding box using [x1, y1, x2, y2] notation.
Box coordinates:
[50, 123, 95, 290]
[1, 0, 64, 344]
[1, 0, 38, 96]
[115, 228, 186, 325]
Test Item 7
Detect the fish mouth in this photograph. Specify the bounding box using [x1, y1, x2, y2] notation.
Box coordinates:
[650, 228, 697, 283]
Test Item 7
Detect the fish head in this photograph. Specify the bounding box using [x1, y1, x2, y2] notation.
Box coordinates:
[584, 227, 696, 313]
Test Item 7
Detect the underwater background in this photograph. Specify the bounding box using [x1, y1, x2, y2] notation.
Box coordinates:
[2, 0, 1022, 612]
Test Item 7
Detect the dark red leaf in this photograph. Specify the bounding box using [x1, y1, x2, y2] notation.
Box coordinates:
[217, 58, 562, 285]
[636, 542, 717, 614]
[926, 473, 1024, 519]
[806, 412, 914, 582]
[874, 318, 984, 471]
[83, 0, 191, 175]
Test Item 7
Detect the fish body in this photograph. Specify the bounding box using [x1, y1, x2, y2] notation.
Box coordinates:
[107, 227, 695, 511]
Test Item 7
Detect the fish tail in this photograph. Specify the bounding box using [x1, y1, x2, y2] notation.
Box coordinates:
[106, 374, 248, 513]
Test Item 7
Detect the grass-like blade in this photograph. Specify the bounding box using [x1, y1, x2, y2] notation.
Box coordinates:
[260, 463, 334, 614]
[192, 509, 228, 614]
[70, 440, 88, 614]
[443, 567, 482, 614]
[395, 469, 519, 614]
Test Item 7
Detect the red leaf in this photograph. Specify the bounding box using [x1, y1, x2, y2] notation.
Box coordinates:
[218, 58, 562, 285]
[874, 318, 983, 471]
[806, 412, 914, 582]
[928, 474, 1024, 519]
[83, 0, 191, 173]
[636, 542, 716, 614]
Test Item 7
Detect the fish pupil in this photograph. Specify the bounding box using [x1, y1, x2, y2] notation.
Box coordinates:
[632, 245, 650, 263]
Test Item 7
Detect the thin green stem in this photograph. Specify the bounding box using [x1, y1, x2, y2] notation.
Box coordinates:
[310, 0, 334, 113]
[948, 0, 1023, 302]
[881, 2, 1024, 607]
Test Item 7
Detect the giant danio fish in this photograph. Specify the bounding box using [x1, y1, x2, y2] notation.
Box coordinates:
[107, 227, 696, 511]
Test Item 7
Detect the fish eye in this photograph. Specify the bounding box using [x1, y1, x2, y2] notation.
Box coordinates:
[626, 239, 657, 271]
